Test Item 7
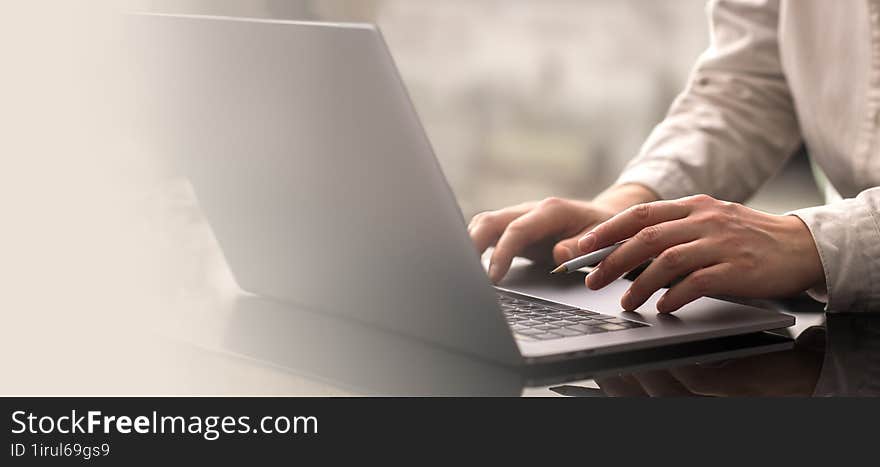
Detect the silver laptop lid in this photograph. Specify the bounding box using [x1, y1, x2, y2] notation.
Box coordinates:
[126, 14, 521, 365]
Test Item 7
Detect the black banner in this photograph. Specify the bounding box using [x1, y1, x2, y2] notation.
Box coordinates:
[2, 397, 875, 464]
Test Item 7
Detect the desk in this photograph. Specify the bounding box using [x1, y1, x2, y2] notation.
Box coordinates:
[121, 262, 875, 397]
[11, 257, 865, 396]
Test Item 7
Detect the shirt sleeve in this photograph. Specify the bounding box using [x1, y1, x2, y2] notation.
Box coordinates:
[790, 188, 880, 312]
[614, 0, 802, 203]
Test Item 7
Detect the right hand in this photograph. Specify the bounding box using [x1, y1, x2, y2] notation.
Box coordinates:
[468, 197, 618, 283]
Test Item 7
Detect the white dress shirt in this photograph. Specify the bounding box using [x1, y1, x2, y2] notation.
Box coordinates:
[616, 0, 880, 312]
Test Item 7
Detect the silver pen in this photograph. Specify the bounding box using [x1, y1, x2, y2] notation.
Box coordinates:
[550, 239, 629, 274]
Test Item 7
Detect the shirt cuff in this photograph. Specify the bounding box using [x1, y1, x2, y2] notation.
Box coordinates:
[613, 159, 699, 201]
[790, 198, 880, 312]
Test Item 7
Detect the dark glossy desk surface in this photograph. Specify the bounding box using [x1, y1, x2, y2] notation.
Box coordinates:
[136, 281, 877, 397]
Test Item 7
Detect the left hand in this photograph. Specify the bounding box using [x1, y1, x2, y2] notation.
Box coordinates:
[578, 194, 825, 313]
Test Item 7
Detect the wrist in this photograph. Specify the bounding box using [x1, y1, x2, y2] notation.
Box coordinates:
[594, 183, 660, 212]
[781, 214, 827, 293]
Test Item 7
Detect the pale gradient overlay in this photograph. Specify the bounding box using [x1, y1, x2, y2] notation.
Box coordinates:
[0, 1, 818, 395]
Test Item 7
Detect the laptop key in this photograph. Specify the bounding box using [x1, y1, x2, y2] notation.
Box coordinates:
[498, 289, 648, 335]
[576, 318, 602, 325]
[553, 328, 583, 337]
[587, 315, 612, 321]
[518, 320, 543, 327]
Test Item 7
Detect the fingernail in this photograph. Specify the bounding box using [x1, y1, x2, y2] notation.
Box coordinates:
[579, 232, 596, 252]
[563, 245, 576, 261]
[621, 290, 633, 310]
[656, 296, 669, 313]
[586, 268, 601, 289]
[488, 265, 499, 283]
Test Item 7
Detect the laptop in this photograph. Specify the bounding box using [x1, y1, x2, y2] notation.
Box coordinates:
[218, 294, 794, 396]
[127, 13, 794, 366]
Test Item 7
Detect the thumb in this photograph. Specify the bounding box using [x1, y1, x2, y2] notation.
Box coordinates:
[552, 235, 582, 264]
[553, 223, 601, 264]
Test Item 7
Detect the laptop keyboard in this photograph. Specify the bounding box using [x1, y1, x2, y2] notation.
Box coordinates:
[496, 289, 647, 341]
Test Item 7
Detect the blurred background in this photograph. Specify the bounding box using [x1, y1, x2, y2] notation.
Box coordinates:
[0, 0, 826, 394]
[137, 0, 821, 217]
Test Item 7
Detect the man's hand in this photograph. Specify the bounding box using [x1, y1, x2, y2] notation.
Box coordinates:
[467, 184, 659, 283]
[579, 194, 825, 313]
[468, 198, 616, 283]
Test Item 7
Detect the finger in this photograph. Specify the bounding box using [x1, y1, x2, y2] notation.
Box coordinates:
[468, 206, 531, 254]
[656, 263, 734, 313]
[585, 218, 704, 290]
[552, 231, 591, 264]
[469, 222, 502, 255]
[489, 203, 573, 283]
[578, 200, 691, 253]
[468, 201, 537, 233]
[619, 239, 718, 310]
[552, 238, 578, 264]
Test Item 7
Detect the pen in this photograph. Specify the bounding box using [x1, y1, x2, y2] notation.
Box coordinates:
[550, 239, 629, 274]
